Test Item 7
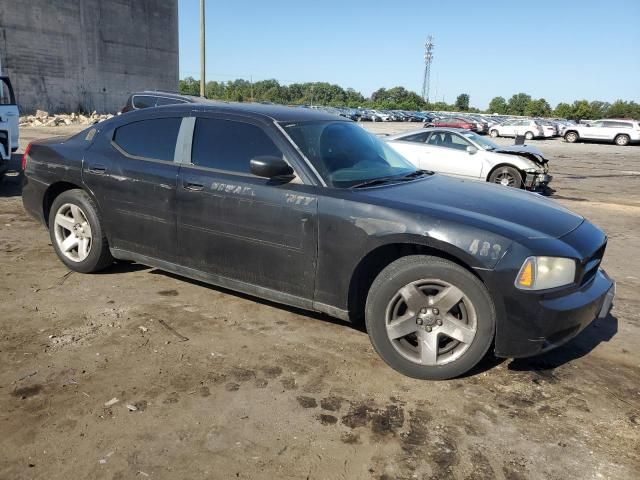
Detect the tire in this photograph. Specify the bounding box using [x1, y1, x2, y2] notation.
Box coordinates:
[490, 129, 499, 138]
[488, 166, 523, 188]
[614, 134, 630, 146]
[565, 131, 578, 143]
[365, 255, 495, 380]
[524, 131, 534, 140]
[48, 189, 113, 273]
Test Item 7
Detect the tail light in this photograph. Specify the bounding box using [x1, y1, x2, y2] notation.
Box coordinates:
[22, 142, 32, 171]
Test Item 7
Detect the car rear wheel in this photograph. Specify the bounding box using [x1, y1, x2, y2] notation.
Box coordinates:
[490, 129, 499, 138]
[488, 166, 523, 188]
[49, 189, 113, 273]
[524, 131, 534, 140]
[565, 131, 579, 143]
[365, 256, 495, 380]
[614, 134, 630, 146]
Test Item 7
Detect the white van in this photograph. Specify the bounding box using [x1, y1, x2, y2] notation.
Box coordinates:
[0, 76, 19, 163]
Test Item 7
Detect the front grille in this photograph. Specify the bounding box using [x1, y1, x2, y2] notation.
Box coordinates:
[579, 242, 606, 286]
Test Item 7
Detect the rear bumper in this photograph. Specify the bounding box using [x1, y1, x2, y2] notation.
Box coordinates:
[495, 269, 615, 358]
[21, 175, 48, 225]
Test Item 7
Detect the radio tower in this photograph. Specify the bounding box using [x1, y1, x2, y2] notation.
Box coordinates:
[421, 36, 435, 104]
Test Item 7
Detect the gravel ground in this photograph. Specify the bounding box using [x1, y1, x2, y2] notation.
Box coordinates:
[0, 124, 638, 480]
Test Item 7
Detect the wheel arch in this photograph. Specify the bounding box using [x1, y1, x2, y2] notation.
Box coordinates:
[486, 163, 526, 186]
[346, 239, 487, 323]
[42, 181, 98, 228]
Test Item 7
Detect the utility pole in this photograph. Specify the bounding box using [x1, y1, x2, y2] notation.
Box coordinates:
[199, 0, 206, 97]
[421, 36, 435, 104]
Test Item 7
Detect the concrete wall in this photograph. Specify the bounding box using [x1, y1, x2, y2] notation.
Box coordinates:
[0, 0, 179, 114]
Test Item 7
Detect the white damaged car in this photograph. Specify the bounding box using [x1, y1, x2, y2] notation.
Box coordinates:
[386, 128, 551, 190]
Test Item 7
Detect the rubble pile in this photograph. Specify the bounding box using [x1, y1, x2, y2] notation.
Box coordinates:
[19, 110, 115, 127]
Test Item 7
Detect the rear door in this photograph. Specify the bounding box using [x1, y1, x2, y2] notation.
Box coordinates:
[176, 114, 318, 299]
[83, 114, 185, 262]
[0, 77, 19, 153]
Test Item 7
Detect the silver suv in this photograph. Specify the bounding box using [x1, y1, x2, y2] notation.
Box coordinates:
[564, 119, 640, 146]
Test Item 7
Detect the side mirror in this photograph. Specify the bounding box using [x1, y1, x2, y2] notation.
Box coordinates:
[250, 156, 294, 179]
[466, 145, 478, 155]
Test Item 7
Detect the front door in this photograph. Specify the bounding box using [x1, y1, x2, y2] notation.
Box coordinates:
[176, 114, 318, 300]
[424, 131, 483, 179]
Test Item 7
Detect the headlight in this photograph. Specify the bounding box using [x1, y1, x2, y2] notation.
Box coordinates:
[515, 256, 576, 290]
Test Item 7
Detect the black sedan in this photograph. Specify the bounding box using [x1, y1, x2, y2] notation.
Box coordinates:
[21, 103, 615, 380]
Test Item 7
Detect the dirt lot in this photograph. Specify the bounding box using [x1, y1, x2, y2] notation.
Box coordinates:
[1, 124, 639, 480]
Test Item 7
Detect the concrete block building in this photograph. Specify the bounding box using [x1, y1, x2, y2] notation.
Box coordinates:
[0, 0, 179, 113]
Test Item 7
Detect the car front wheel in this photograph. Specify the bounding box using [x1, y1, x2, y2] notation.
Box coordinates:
[49, 189, 114, 273]
[565, 131, 579, 143]
[490, 129, 499, 138]
[365, 256, 496, 380]
[524, 131, 534, 140]
[488, 166, 523, 188]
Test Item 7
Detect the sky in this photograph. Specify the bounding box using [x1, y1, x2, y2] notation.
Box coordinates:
[178, 0, 640, 109]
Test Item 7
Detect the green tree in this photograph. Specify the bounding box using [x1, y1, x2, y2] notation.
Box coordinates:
[606, 100, 640, 119]
[525, 98, 552, 117]
[507, 93, 532, 115]
[455, 93, 470, 111]
[179, 77, 200, 96]
[430, 101, 452, 112]
[571, 100, 594, 120]
[488, 96, 508, 114]
[553, 102, 573, 119]
[589, 101, 611, 119]
[371, 86, 426, 110]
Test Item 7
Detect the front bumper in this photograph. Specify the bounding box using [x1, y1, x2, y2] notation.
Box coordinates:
[525, 172, 552, 189]
[494, 268, 615, 358]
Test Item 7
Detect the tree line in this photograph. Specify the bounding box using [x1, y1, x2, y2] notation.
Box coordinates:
[179, 77, 640, 120]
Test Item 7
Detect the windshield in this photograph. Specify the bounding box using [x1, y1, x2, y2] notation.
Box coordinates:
[459, 131, 499, 151]
[282, 121, 418, 188]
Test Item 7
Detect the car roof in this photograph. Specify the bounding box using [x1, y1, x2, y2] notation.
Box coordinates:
[120, 101, 345, 123]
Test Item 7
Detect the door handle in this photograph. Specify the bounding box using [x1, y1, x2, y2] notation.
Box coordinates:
[88, 165, 106, 175]
[184, 181, 204, 191]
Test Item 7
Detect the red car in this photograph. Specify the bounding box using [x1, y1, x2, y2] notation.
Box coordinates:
[429, 116, 476, 131]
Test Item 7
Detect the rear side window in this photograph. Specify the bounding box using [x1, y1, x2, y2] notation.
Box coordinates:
[113, 117, 182, 161]
[603, 121, 631, 128]
[191, 118, 283, 174]
[399, 132, 429, 143]
[132, 95, 156, 109]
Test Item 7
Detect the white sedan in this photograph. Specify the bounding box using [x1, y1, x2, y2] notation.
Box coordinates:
[385, 128, 551, 189]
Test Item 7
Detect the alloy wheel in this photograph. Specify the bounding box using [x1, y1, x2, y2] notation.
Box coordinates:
[494, 171, 516, 187]
[384, 279, 477, 366]
[53, 203, 92, 262]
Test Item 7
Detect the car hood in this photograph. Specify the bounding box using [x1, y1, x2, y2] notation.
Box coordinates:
[358, 174, 583, 240]
[492, 145, 548, 164]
